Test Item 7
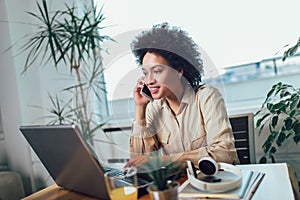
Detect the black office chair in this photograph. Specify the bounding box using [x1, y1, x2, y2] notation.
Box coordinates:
[229, 113, 256, 164]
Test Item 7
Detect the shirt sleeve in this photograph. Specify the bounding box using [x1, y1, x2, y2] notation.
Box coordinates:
[129, 110, 159, 157]
[170, 86, 239, 165]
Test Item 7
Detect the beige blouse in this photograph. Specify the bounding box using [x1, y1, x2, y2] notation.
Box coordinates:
[130, 85, 239, 165]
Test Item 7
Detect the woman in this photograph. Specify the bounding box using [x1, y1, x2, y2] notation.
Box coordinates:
[125, 23, 239, 168]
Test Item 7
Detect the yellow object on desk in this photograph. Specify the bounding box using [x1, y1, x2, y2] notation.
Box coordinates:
[104, 167, 138, 200]
[109, 186, 137, 200]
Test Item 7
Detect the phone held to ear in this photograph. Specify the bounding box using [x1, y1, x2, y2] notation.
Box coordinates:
[140, 84, 154, 102]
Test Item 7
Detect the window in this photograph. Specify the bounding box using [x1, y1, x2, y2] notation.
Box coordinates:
[93, 0, 300, 119]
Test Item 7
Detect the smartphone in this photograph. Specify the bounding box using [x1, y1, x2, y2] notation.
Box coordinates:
[140, 84, 154, 102]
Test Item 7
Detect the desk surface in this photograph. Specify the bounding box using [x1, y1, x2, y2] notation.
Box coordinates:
[238, 163, 295, 200]
[23, 163, 296, 200]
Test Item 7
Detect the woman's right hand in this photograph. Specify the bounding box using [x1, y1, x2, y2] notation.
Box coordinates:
[133, 77, 150, 121]
[134, 77, 151, 106]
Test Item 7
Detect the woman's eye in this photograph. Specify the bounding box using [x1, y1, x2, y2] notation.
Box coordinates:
[154, 70, 161, 74]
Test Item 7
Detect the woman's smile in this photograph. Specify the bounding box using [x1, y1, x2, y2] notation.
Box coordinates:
[149, 86, 159, 94]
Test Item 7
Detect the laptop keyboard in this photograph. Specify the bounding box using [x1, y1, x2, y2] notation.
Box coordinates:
[103, 166, 153, 188]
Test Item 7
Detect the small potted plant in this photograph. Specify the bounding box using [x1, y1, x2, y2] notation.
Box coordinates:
[140, 153, 184, 200]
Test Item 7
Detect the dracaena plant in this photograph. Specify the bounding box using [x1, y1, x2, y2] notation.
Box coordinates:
[17, 0, 113, 144]
[255, 82, 300, 163]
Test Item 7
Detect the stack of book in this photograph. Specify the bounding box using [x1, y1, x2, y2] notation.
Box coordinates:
[178, 169, 265, 199]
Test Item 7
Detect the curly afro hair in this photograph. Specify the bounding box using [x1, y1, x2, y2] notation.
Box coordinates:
[130, 22, 203, 88]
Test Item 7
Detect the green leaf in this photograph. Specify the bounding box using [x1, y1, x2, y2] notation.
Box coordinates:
[276, 132, 286, 146]
[280, 90, 290, 99]
[290, 110, 296, 117]
[274, 82, 283, 96]
[288, 45, 299, 57]
[283, 46, 297, 61]
[270, 155, 276, 163]
[284, 117, 293, 130]
[254, 109, 261, 116]
[140, 153, 183, 191]
[259, 156, 267, 164]
[262, 140, 272, 153]
[286, 132, 293, 139]
[283, 51, 288, 62]
[267, 103, 274, 112]
[273, 101, 286, 112]
[270, 146, 277, 154]
[293, 122, 300, 133]
[266, 87, 275, 99]
[293, 135, 300, 144]
[255, 113, 270, 128]
[256, 119, 262, 128]
[290, 98, 299, 111]
[271, 115, 278, 128]
[282, 125, 286, 131]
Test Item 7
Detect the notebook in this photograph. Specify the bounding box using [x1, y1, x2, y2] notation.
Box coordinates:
[178, 169, 265, 199]
[19, 124, 151, 199]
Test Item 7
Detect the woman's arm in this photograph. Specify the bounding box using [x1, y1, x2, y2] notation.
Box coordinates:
[125, 108, 160, 168]
[129, 118, 159, 156]
[129, 76, 159, 154]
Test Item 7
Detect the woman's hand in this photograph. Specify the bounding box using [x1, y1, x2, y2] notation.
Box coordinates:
[124, 155, 172, 169]
[134, 77, 151, 106]
[134, 77, 151, 121]
[124, 155, 148, 169]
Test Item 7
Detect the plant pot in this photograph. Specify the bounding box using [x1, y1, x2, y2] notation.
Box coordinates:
[147, 181, 179, 200]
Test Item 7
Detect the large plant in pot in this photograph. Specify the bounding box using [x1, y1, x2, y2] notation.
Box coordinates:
[17, 0, 112, 144]
[255, 41, 300, 163]
[140, 153, 184, 200]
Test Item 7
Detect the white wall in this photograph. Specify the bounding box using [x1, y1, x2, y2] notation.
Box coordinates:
[0, 0, 94, 194]
[0, 0, 35, 194]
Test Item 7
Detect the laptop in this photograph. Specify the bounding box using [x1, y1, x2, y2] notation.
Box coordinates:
[19, 124, 151, 199]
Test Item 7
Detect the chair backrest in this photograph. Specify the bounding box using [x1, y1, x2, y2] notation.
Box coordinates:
[229, 113, 256, 164]
[0, 171, 25, 200]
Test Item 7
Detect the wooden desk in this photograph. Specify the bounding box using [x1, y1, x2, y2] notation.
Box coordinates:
[23, 163, 298, 200]
[22, 182, 154, 200]
[22, 184, 101, 200]
[22, 176, 186, 200]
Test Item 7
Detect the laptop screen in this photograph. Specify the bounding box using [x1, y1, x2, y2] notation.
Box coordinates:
[19, 124, 110, 199]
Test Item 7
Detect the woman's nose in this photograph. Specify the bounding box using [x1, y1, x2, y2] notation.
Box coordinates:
[145, 73, 155, 84]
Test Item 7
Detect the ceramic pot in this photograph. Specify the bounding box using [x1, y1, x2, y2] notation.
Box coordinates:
[147, 181, 179, 200]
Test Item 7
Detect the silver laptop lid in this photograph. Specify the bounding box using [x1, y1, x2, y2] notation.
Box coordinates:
[19, 124, 109, 199]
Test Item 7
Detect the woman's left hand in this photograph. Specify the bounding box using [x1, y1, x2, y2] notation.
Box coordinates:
[124, 154, 171, 169]
[124, 155, 148, 169]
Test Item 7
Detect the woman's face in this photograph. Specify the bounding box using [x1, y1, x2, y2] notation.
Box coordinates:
[141, 52, 183, 100]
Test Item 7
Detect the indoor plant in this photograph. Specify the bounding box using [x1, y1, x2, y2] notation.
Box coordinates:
[255, 83, 300, 163]
[140, 153, 184, 200]
[255, 37, 300, 163]
[17, 0, 112, 144]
